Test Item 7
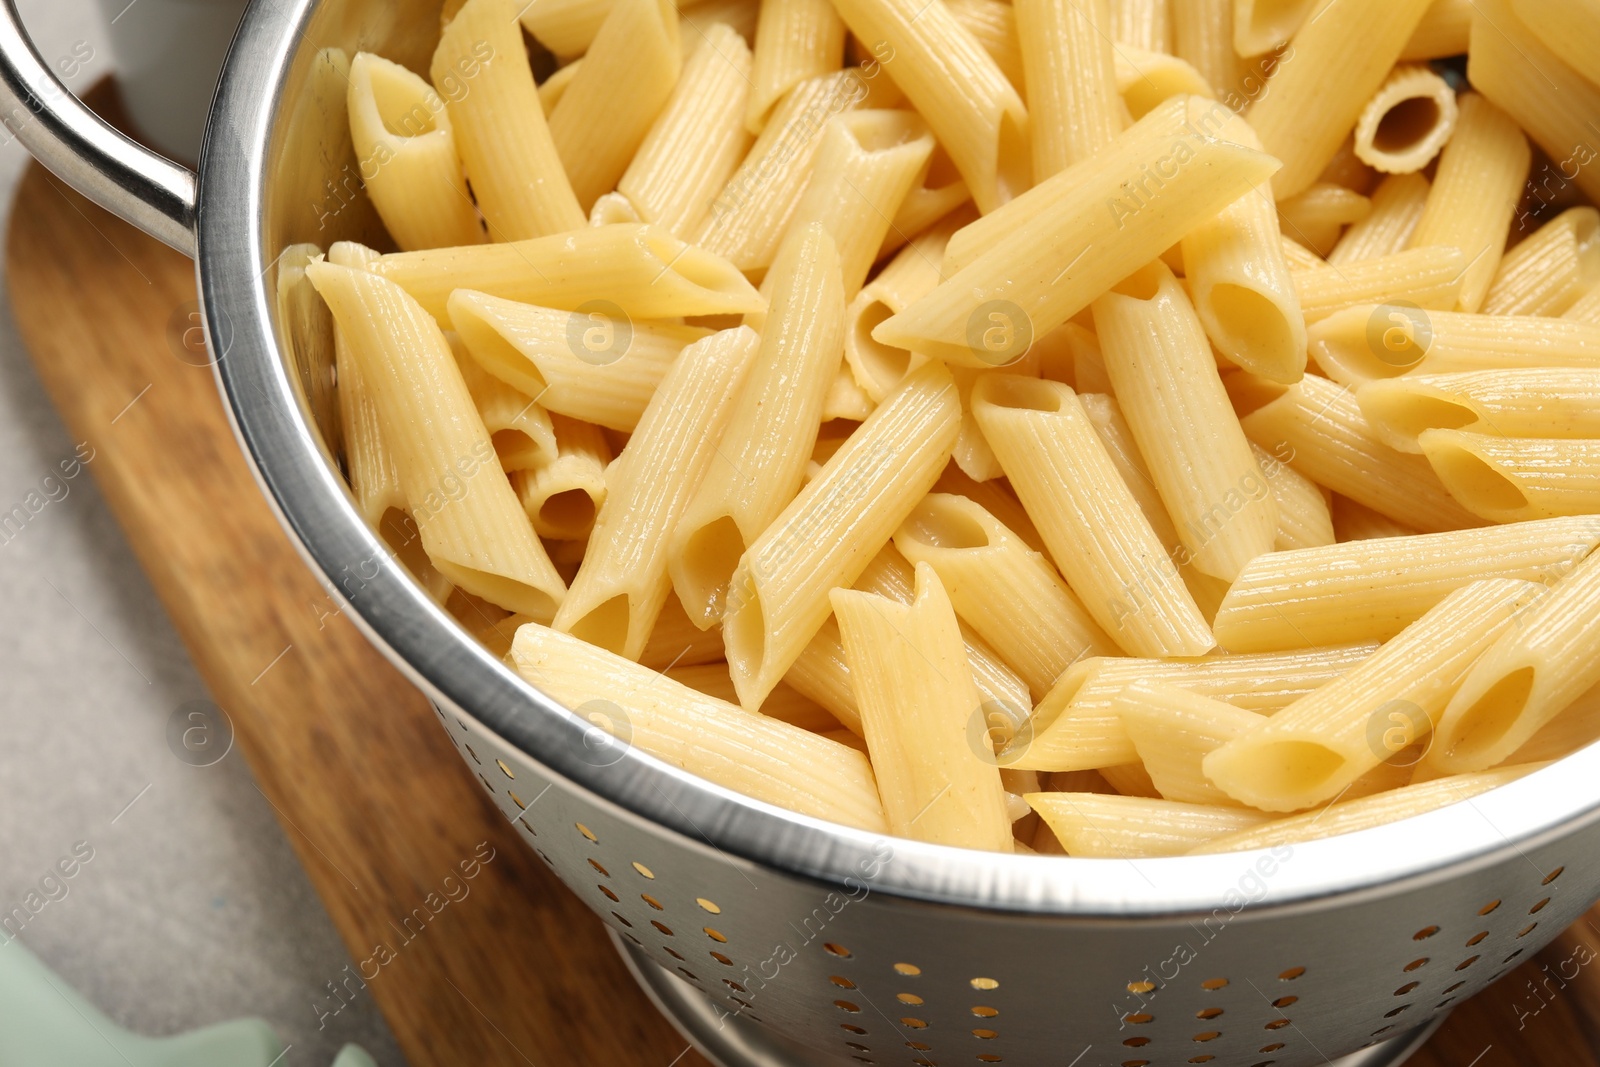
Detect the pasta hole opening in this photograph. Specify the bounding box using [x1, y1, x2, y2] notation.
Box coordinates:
[1237, 740, 1347, 802]
[364, 60, 443, 137]
[567, 594, 633, 656]
[449, 301, 551, 398]
[994, 108, 1032, 207]
[1442, 668, 1535, 764]
[851, 300, 914, 398]
[1247, 0, 1315, 47]
[1364, 391, 1477, 442]
[841, 109, 926, 153]
[724, 576, 767, 688]
[538, 487, 598, 537]
[977, 375, 1064, 414]
[679, 515, 748, 623]
[1207, 284, 1298, 375]
[901, 495, 993, 551]
[1373, 97, 1441, 155]
[1222, 372, 1288, 418]
[646, 233, 750, 297]
[1422, 439, 1529, 513]
[1108, 261, 1167, 301]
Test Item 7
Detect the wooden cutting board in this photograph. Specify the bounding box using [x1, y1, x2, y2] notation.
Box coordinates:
[6, 88, 1596, 1067]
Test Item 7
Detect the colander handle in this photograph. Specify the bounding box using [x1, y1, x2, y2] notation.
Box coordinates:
[0, 0, 197, 257]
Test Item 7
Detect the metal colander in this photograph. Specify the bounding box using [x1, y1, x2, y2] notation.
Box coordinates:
[1, 0, 1593, 1060]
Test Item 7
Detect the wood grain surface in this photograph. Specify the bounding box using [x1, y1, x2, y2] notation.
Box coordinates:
[5, 91, 1595, 1067]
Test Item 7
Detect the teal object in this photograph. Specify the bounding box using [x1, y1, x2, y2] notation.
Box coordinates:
[0, 939, 374, 1067]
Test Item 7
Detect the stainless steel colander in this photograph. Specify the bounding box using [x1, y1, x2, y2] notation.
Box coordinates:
[3, 0, 1597, 1064]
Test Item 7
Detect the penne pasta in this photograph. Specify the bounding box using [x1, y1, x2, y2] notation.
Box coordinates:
[1112, 47, 1211, 121]
[1015, 0, 1127, 177]
[1482, 207, 1600, 318]
[745, 0, 846, 131]
[1399, 0, 1471, 59]
[616, 23, 753, 237]
[512, 414, 610, 540]
[450, 338, 557, 471]
[1468, 0, 1600, 205]
[832, 564, 1013, 850]
[1116, 680, 1266, 805]
[1204, 578, 1544, 811]
[325, 243, 404, 529]
[1212, 517, 1600, 652]
[1231, 370, 1485, 533]
[1506, 0, 1600, 88]
[893, 493, 1115, 698]
[639, 592, 728, 669]
[347, 53, 482, 251]
[1406, 93, 1531, 313]
[1277, 183, 1372, 260]
[1278, 234, 1326, 272]
[449, 289, 708, 432]
[673, 663, 839, 734]
[1190, 765, 1538, 853]
[876, 96, 1278, 366]
[432, 0, 585, 239]
[1508, 682, 1600, 766]
[1253, 441, 1336, 550]
[1332, 494, 1418, 541]
[552, 327, 759, 659]
[307, 260, 567, 617]
[520, 0, 612, 57]
[1232, 0, 1314, 54]
[1352, 64, 1457, 175]
[375, 223, 763, 325]
[1419, 431, 1600, 523]
[844, 212, 962, 402]
[1181, 110, 1306, 384]
[1291, 244, 1467, 324]
[1433, 548, 1600, 772]
[1028, 793, 1269, 857]
[942, 0, 1022, 94]
[1092, 261, 1278, 580]
[547, 0, 682, 210]
[828, 0, 1028, 213]
[1358, 369, 1600, 452]
[1245, 0, 1434, 199]
[1111, 0, 1171, 52]
[510, 624, 888, 831]
[1327, 171, 1430, 265]
[972, 375, 1215, 657]
[723, 362, 961, 709]
[934, 465, 1047, 555]
[1566, 284, 1600, 329]
[1171, 0, 1242, 105]
[1307, 305, 1600, 385]
[669, 225, 846, 629]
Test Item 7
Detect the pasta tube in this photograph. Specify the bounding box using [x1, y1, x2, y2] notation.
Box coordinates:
[1482, 207, 1600, 319]
[450, 338, 557, 471]
[893, 493, 1115, 697]
[1111, 0, 1170, 52]
[1212, 517, 1600, 652]
[307, 261, 567, 617]
[548, 0, 682, 207]
[1290, 244, 1467, 324]
[669, 225, 846, 629]
[639, 593, 726, 669]
[945, 0, 1023, 92]
[1112, 47, 1212, 121]
[1029, 794, 1268, 857]
[1204, 579, 1544, 811]
[509, 624, 887, 832]
[617, 23, 753, 237]
[1245, 0, 1434, 199]
[972, 375, 1215, 657]
[1014, 0, 1126, 177]
[552, 327, 759, 658]
[1358, 369, 1600, 453]
[1307, 305, 1600, 385]
[375, 224, 764, 324]
[1277, 183, 1372, 259]
[1233, 0, 1315, 54]
[844, 211, 964, 402]
[1419, 432, 1600, 524]
[326, 243, 404, 529]
[1507, 0, 1600, 91]
[1253, 442, 1336, 551]
[1009, 643, 1378, 771]
[1352, 64, 1457, 175]
[1094, 262, 1278, 580]
[448, 289, 709, 432]
[512, 414, 610, 540]
[829, 0, 1028, 212]
[432, 0, 585, 238]
[746, 0, 846, 131]
[1232, 371, 1486, 533]
[1406, 93, 1531, 313]
[1327, 172, 1429, 264]
[724, 362, 961, 709]
[1433, 548, 1600, 772]
[347, 53, 482, 251]
[1400, 0, 1470, 59]
[832, 564, 1013, 850]
[1116, 681, 1266, 805]
[1171, 0, 1242, 105]
[877, 96, 1278, 365]
[1181, 110, 1306, 384]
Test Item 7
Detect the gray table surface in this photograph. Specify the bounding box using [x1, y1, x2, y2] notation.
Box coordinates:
[0, 2, 402, 1063]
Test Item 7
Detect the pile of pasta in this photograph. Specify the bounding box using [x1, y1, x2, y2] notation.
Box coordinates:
[303, 0, 1600, 857]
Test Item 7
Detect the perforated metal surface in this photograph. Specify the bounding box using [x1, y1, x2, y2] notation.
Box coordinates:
[439, 700, 1593, 1067]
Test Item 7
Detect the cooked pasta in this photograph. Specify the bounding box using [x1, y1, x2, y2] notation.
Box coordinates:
[1307, 305, 1600, 385]
[1327, 172, 1430, 265]
[1352, 64, 1457, 175]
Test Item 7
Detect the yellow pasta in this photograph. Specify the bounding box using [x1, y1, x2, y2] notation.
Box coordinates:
[1029, 793, 1268, 857]
[1567, 284, 1600, 328]
[1111, 0, 1171, 52]
[745, 0, 846, 131]
[1171, 0, 1243, 105]
[1253, 441, 1336, 550]
[1406, 93, 1531, 313]
[1399, 0, 1471, 59]
[1332, 494, 1418, 541]
[552, 327, 759, 659]
[1307, 305, 1600, 385]
[1358, 369, 1600, 452]
[843, 212, 964, 402]
[1419, 431, 1600, 523]
[347, 53, 482, 251]
[1014, 0, 1127, 178]
[1291, 245, 1466, 324]
[1112, 47, 1212, 121]
[1482, 207, 1600, 318]
[1327, 171, 1430, 264]
[1507, 0, 1600, 87]
[832, 564, 1013, 850]
[432, 0, 585, 239]
[1212, 517, 1600, 651]
[1116, 681, 1266, 805]
[1277, 183, 1371, 259]
[723, 363, 961, 709]
[449, 337, 557, 471]
[1352, 63, 1457, 175]
[512, 414, 610, 540]
[669, 225, 846, 629]
[1204, 578, 1543, 811]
